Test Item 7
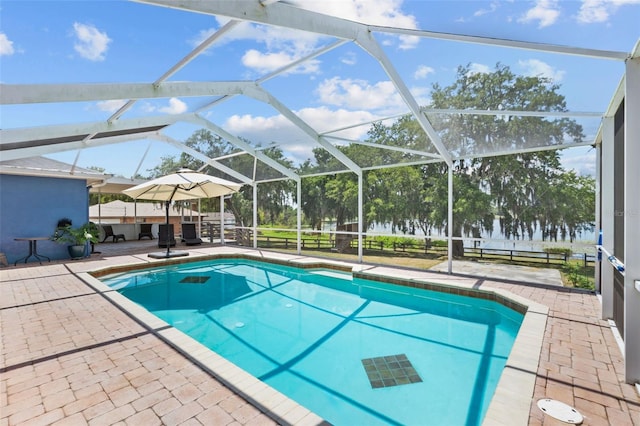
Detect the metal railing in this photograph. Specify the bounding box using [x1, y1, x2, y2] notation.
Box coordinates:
[596, 245, 625, 274]
[232, 232, 595, 267]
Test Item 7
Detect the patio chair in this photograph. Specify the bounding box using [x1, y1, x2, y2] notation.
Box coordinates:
[138, 223, 154, 240]
[101, 225, 126, 243]
[158, 224, 176, 248]
[181, 223, 203, 246]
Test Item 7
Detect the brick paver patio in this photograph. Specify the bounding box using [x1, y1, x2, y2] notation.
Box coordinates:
[1, 259, 277, 426]
[481, 281, 640, 425]
[1, 245, 639, 425]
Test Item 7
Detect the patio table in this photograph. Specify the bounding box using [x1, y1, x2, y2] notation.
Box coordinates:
[14, 237, 51, 266]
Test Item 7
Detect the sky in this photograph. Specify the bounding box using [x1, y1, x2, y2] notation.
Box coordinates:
[1, 0, 639, 178]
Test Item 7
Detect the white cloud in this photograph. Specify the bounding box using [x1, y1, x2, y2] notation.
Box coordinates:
[474, 1, 500, 17]
[409, 85, 432, 107]
[72, 22, 111, 61]
[142, 98, 188, 115]
[192, 0, 420, 76]
[414, 65, 435, 80]
[578, 0, 610, 22]
[316, 77, 404, 112]
[226, 113, 288, 133]
[192, 19, 320, 52]
[292, 0, 420, 49]
[458, 0, 511, 24]
[0, 33, 15, 56]
[341, 52, 357, 66]
[96, 99, 127, 113]
[190, 27, 218, 48]
[224, 76, 430, 157]
[398, 35, 420, 50]
[293, 0, 417, 27]
[140, 103, 156, 113]
[241, 49, 319, 74]
[298, 106, 377, 136]
[159, 98, 188, 115]
[518, 59, 565, 82]
[224, 106, 379, 164]
[518, 0, 561, 28]
[226, 107, 373, 138]
[203, 20, 325, 75]
[577, 0, 640, 24]
[561, 148, 596, 176]
[467, 63, 491, 76]
[223, 20, 321, 52]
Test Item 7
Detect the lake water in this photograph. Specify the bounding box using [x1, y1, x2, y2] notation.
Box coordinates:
[323, 219, 596, 253]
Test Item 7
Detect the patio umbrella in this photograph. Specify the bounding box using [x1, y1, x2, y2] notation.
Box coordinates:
[123, 168, 242, 258]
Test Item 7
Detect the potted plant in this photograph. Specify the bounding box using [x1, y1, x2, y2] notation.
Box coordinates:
[52, 219, 99, 259]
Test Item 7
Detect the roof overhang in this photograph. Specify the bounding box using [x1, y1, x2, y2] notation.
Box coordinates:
[0, 160, 109, 188]
[89, 176, 149, 194]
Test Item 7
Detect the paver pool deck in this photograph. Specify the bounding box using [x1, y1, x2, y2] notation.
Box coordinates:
[1, 244, 639, 425]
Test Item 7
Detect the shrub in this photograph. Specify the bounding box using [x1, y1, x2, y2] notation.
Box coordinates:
[544, 247, 572, 256]
[562, 262, 594, 290]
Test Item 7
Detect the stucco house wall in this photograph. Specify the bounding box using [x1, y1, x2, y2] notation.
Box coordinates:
[0, 174, 91, 264]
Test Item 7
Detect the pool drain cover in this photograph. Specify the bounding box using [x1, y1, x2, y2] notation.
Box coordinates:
[361, 354, 422, 388]
[179, 276, 210, 284]
[537, 399, 583, 424]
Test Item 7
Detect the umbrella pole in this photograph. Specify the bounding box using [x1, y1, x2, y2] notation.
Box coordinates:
[165, 186, 179, 257]
[165, 200, 171, 257]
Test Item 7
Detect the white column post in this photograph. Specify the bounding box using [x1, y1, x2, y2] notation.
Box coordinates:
[594, 143, 601, 293]
[601, 116, 615, 319]
[447, 165, 453, 274]
[358, 173, 363, 263]
[253, 183, 258, 249]
[623, 55, 640, 384]
[297, 179, 302, 255]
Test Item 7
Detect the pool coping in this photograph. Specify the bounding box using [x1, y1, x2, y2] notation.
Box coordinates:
[79, 249, 548, 426]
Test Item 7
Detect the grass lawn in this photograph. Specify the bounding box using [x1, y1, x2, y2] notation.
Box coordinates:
[253, 229, 595, 290]
[260, 245, 594, 290]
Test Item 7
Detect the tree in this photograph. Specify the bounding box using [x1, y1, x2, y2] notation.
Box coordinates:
[429, 63, 587, 242]
[306, 62, 591, 252]
[146, 155, 184, 179]
[541, 171, 595, 242]
[411, 161, 493, 255]
[149, 130, 298, 228]
[88, 166, 131, 205]
[300, 172, 331, 230]
[131, 63, 593, 251]
[299, 147, 359, 229]
[298, 118, 493, 251]
[252, 147, 296, 226]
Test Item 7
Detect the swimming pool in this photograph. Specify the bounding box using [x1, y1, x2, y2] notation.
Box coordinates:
[102, 258, 524, 425]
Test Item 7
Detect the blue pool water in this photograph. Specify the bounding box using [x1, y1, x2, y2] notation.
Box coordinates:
[102, 259, 523, 425]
